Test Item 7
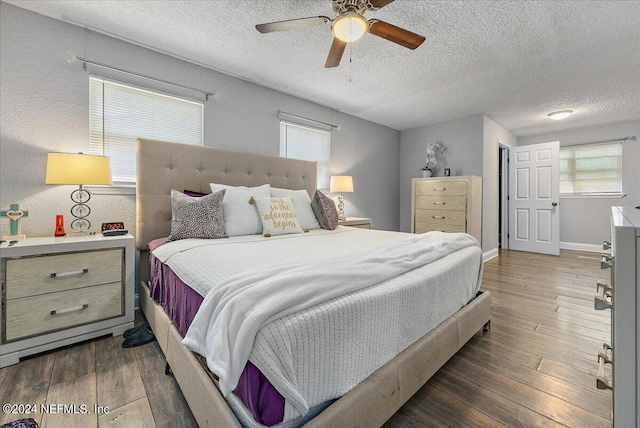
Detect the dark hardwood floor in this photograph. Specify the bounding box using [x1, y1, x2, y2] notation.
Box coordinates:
[0, 249, 612, 427]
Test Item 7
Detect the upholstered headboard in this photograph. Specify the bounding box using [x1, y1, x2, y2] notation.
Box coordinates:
[136, 138, 317, 251]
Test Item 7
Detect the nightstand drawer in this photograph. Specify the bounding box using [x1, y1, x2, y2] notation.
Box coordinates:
[349, 224, 370, 229]
[4, 282, 123, 342]
[5, 248, 122, 300]
[415, 180, 467, 196]
[415, 196, 467, 211]
[415, 210, 466, 226]
[415, 223, 466, 234]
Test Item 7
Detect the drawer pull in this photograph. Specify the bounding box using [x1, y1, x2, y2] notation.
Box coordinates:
[602, 240, 611, 250]
[51, 304, 89, 315]
[50, 268, 89, 278]
[432, 187, 446, 191]
[432, 216, 445, 219]
[433, 202, 446, 205]
[600, 255, 612, 269]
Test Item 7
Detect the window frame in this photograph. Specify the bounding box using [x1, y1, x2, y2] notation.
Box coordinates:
[279, 120, 332, 190]
[559, 141, 624, 198]
[88, 76, 204, 191]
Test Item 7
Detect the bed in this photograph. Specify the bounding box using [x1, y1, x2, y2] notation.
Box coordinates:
[136, 138, 492, 427]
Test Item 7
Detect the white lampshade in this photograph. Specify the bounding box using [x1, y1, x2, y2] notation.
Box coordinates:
[330, 175, 354, 193]
[331, 13, 369, 43]
[45, 153, 112, 185]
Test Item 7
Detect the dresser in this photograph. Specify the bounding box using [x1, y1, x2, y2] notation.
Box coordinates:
[599, 207, 640, 426]
[0, 234, 134, 367]
[411, 176, 482, 244]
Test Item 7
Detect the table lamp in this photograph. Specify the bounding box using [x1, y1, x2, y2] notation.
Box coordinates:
[45, 152, 112, 232]
[330, 175, 354, 221]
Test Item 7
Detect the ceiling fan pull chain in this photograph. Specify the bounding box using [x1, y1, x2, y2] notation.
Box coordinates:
[349, 41, 353, 82]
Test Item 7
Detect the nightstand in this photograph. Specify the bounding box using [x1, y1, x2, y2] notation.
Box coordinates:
[338, 217, 373, 229]
[0, 234, 134, 367]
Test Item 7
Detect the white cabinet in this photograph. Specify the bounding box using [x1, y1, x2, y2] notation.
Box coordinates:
[411, 176, 482, 245]
[1, 234, 135, 367]
[602, 207, 640, 426]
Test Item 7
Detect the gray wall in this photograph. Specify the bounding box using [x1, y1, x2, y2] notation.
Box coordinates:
[0, 3, 401, 238]
[399, 115, 484, 235]
[483, 116, 517, 252]
[518, 120, 640, 246]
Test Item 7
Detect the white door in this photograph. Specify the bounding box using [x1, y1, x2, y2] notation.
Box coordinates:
[509, 141, 560, 255]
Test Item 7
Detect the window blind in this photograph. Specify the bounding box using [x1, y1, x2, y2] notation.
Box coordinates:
[89, 77, 204, 183]
[279, 121, 331, 189]
[560, 142, 622, 194]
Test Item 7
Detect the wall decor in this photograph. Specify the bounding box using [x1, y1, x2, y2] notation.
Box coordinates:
[444, 168, 451, 176]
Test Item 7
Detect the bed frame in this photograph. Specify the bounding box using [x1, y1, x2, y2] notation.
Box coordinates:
[136, 138, 492, 427]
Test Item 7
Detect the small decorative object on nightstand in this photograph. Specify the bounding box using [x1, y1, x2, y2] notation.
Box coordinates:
[338, 217, 372, 229]
[330, 175, 354, 221]
[0, 233, 134, 367]
[1, 203, 29, 240]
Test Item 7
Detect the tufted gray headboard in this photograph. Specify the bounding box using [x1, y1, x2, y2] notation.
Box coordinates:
[136, 138, 317, 252]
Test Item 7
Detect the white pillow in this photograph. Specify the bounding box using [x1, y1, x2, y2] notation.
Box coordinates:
[252, 196, 304, 237]
[209, 183, 271, 236]
[270, 187, 321, 230]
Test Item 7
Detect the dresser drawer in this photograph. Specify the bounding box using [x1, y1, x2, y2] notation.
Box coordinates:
[415, 223, 466, 234]
[415, 210, 466, 226]
[415, 196, 467, 211]
[5, 248, 122, 300]
[415, 180, 467, 196]
[4, 282, 123, 342]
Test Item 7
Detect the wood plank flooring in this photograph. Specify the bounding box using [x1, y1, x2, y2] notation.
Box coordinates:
[0, 249, 612, 427]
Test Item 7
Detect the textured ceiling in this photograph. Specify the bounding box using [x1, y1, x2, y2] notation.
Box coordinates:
[7, 0, 640, 135]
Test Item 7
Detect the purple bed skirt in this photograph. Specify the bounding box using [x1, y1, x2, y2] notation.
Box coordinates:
[148, 239, 285, 426]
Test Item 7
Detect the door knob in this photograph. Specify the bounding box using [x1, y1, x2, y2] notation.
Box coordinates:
[552, 202, 558, 207]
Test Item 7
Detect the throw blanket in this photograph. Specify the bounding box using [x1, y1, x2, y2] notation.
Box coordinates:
[182, 231, 480, 415]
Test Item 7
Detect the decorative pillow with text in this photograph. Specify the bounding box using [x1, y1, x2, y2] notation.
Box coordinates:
[252, 196, 304, 237]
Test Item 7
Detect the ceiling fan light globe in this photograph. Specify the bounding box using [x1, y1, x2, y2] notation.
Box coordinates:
[547, 110, 573, 120]
[332, 13, 368, 43]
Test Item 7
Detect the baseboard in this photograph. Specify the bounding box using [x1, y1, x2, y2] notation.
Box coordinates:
[483, 248, 499, 262]
[560, 241, 608, 253]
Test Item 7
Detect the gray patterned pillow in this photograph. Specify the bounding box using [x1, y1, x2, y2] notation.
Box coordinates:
[168, 189, 228, 241]
[311, 190, 339, 230]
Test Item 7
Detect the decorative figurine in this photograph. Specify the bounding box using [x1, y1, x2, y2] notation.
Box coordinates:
[1, 203, 29, 240]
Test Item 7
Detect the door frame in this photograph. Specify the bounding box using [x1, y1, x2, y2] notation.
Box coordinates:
[498, 140, 511, 250]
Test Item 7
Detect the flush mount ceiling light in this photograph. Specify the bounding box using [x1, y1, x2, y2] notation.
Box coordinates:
[331, 12, 369, 43]
[548, 110, 573, 120]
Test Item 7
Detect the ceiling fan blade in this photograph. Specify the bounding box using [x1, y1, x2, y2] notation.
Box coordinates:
[325, 38, 347, 68]
[368, 20, 425, 50]
[369, 0, 396, 9]
[256, 16, 331, 33]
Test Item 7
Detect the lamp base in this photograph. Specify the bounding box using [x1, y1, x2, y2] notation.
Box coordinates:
[337, 193, 346, 221]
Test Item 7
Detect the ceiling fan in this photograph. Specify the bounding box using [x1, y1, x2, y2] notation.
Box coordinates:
[256, 0, 426, 68]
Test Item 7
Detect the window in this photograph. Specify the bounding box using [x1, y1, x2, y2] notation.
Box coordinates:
[89, 77, 203, 184]
[279, 121, 331, 189]
[560, 142, 622, 195]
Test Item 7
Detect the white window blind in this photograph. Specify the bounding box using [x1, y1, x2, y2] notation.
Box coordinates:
[279, 121, 331, 189]
[560, 142, 622, 194]
[89, 77, 204, 183]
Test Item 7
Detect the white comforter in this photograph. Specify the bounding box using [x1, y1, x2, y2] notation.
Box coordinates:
[153, 228, 482, 422]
